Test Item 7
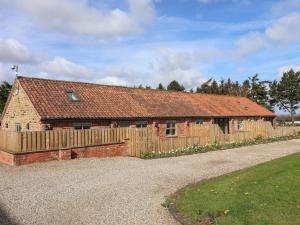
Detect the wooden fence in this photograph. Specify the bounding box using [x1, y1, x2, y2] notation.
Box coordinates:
[128, 128, 208, 157]
[0, 128, 131, 153]
[130, 121, 300, 156]
[1, 121, 300, 156]
[0, 130, 21, 152]
[243, 121, 300, 137]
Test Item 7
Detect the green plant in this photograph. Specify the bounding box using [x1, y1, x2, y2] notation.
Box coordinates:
[161, 198, 171, 208]
[141, 132, 300, 159]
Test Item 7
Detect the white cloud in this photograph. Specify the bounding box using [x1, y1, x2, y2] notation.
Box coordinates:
[97, 47, 206, 88]
[39, 57, 93, 79]
[154, 48, 205, 87]
[0, 64, 5, 82]
[0, 38, 35, 64]
[4, 0, 155, 40]
[266, 12, 300, 42]
[278, 65, 300, 78]
[271, 0, 300, 16]
[97, 76, 130, 87]
[234, 12, 300, 58]
[128, 0, 155, 24]
[0, 63, 15, 83]
[97, 65, 137, 86]
[235, 32, 266, 57]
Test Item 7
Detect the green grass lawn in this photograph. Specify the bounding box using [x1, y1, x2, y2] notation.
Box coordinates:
[172, 153, 300, 225]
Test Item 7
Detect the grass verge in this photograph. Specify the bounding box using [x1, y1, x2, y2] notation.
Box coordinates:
[166, 152, 300, 225]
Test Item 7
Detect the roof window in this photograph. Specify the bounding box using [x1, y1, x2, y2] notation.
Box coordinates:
[66, 91, 79, 101]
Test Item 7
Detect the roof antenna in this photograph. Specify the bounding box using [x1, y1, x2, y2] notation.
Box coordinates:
[11, 65, 19, 77]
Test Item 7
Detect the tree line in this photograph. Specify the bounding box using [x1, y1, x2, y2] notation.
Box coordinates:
[0, 69, 299, 123]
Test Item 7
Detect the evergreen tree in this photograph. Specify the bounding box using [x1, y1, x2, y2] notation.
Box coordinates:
[157, 83, 165, 90]
[232, 81, 240, 96]
[241, 80, 251, 97]
[167, 80, 185, 92]
[211, 80, 219, 94]
[224, 78, 232, 95]
[269, 69, 300, 124]
[0, 81, 12, 113]
[219, 79, 226, 95]
[248, 74, 271, 110]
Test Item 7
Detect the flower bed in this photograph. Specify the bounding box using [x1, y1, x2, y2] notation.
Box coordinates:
[141, 133, 300, 159]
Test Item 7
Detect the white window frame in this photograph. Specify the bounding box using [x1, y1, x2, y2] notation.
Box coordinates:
[136, 121, 148, 128]
[166, 120, 176, 137]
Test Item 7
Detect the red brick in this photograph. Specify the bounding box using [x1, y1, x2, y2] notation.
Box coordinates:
[0, 150, 15, 166]
[71, 142, 127, 159]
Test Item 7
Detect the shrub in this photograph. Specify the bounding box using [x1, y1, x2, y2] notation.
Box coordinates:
[140, 132, 300, 159]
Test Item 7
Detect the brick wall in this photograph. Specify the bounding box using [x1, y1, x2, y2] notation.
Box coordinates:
[0, 141, 128, 166]
[71, 142, 128, 159]
[150, 118, 213, 139]
[1, 81, 42, 131]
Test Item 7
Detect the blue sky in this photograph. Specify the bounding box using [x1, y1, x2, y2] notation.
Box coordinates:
[0, 0, 300, 90]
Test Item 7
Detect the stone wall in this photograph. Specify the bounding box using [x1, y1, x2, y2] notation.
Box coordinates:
[1, 81, 42, 131]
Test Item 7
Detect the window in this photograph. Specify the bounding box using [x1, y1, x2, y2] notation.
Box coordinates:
[166, 121, 176, 136]
[136, 121, 148, 128]
[5, 123, 8, 129]
[73, 122, 92, 130]
[237, 119, 243, 130]
[195, 118, 204, 125]
[66, 91, 79, 101]
[16, 123, 22, 132]
[119, 121, 131, 128]
[26, 123, 30, 130]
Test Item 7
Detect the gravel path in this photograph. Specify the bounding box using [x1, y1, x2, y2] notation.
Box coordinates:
[0, 139, 300, 225]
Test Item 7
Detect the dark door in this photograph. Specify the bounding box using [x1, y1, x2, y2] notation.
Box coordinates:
[214, 118, 229, 134]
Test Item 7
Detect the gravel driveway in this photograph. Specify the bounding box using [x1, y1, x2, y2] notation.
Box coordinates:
[0, 139, 300, 225]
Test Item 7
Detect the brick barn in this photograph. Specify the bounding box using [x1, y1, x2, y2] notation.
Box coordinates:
[1, 76, 275, 138]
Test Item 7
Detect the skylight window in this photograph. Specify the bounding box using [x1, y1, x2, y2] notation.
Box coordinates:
[66, 91, 79, 101]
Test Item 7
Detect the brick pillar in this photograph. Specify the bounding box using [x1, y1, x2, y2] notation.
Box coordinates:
[59, 149, 71, 160]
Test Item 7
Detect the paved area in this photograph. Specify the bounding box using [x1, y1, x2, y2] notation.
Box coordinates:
[0, 140, 300, 225]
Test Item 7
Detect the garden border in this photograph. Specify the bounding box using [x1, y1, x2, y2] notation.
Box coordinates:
[142, 133, 300, 159]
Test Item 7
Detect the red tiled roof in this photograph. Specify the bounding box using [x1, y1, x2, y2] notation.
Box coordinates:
[18, 76, 275, 120]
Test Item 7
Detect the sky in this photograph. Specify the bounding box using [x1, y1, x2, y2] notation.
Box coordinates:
[0, 0, 300, 90]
